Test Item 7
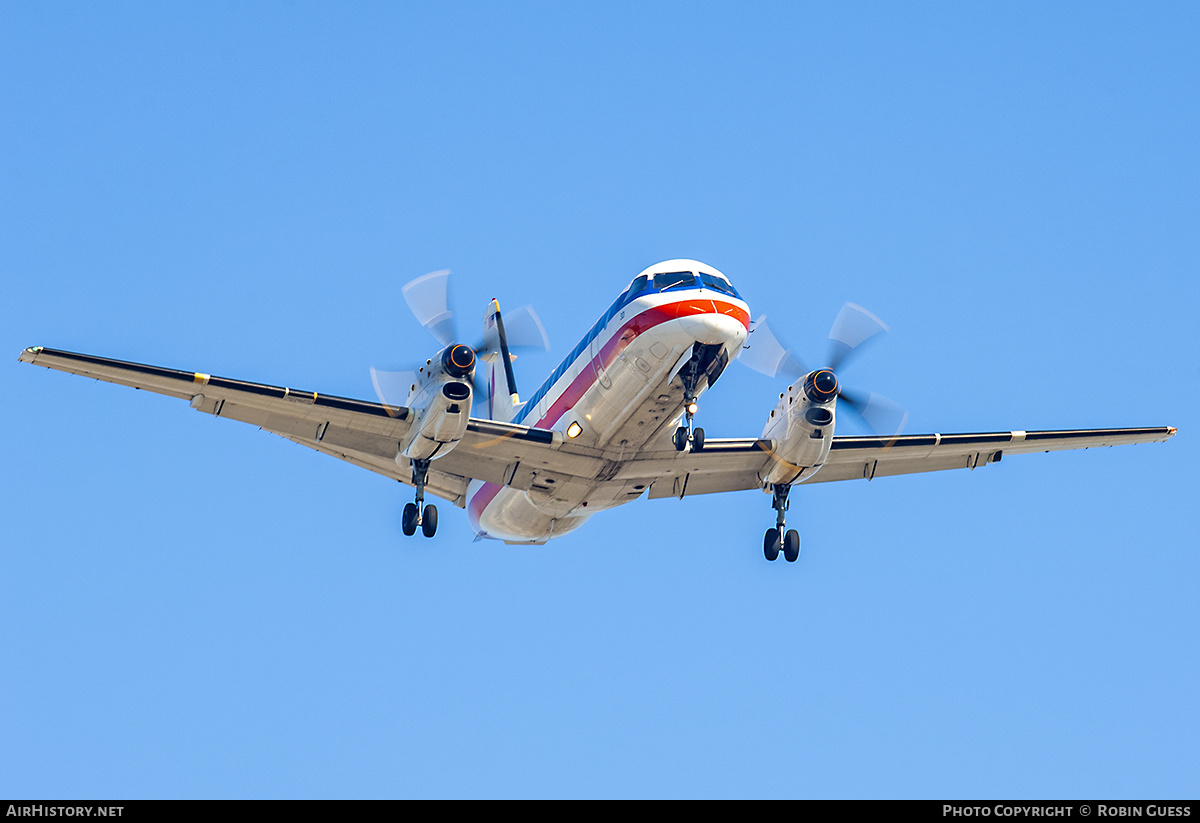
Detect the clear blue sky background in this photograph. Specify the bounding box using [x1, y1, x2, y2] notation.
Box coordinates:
[3, 2, 1197, 799]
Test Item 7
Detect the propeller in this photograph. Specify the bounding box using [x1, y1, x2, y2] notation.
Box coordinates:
[401, 269, 456, 349]
[369, 366, 419, 411]
[370, 269, 551, 407]
[740, 302, 908, 436]
[399, 268, 550, 354]
[827, 302, 888, 372]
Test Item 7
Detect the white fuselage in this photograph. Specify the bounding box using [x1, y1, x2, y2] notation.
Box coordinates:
[467, 262, 750, 543]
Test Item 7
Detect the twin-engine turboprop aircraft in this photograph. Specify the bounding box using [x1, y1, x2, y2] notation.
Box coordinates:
[20, 259, 1176, 561]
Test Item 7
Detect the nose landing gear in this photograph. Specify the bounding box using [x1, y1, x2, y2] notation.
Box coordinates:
[764, 483, 800, 562]
[673, 358, 706, 452]
[402, 458, 438, 538]
[673, 401, 706, 452]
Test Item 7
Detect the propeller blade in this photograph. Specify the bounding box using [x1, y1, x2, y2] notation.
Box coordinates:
[402, 269, 457, 348]
[498, 304, 551, 352]
[369, 367, 418, 410]
[739, 316, 807, 379]
[827, 302, 888, 372]
[838, 388, 908, 437]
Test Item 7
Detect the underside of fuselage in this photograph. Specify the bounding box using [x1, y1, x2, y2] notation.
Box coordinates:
[467, 260, 750, 543]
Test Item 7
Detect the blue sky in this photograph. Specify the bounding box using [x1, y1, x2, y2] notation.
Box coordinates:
[3, 2, 1197, 799]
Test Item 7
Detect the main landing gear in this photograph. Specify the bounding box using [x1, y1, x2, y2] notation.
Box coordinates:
[764, 483, 800, 562]
[402, 458, 438, 538]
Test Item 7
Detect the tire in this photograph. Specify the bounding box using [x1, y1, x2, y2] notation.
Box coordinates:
[692, 427, 705, 451]
[673, 427, 689, 451]
[764, 528, 781, 561]
[402, 502, 418, 536]
[783, 529, 800, 562]
[421, 504, 438, 538]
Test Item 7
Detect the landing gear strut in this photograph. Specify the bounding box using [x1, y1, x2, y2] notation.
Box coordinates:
[673, 357, 705, 452]
[402, 458, 438, 538]
[763, 483, 800, 562]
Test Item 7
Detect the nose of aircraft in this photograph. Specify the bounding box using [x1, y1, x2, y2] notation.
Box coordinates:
[679, 308, 749, 347]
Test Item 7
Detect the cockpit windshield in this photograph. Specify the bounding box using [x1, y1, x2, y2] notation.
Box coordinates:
[699, 272, 739, 298]
[624, 269, 741, 300]
[652, 271, 696, 290]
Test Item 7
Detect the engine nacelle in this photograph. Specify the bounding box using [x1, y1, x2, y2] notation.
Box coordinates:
[396, 344, 476, 462]
[759, 369, 838, 486]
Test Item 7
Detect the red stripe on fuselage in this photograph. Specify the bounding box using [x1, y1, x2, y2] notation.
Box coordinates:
[467, 296, 749, 532]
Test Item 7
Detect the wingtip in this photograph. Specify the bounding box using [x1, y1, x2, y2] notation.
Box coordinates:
[18, 346, 43, 363]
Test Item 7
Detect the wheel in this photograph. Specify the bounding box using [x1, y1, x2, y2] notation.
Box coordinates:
[783, 529, 800, 562]
[673, 427, 689, 451]
[764, 528, 781, 561]
[692, 427, 705, 451]
[421, 504, 438, 538]
[402, 502, 418, 536]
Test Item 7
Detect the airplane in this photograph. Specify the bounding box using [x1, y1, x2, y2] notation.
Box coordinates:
[19, 258, 1176, 561]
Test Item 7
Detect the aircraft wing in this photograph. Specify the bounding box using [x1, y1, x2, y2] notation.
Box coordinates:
[18, 346, 566, 507]
[635, 427, 1176, 499]
[19, 347, 1176, 507]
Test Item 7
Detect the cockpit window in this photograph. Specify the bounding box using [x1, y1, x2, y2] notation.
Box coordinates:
[699, 272, 739, 298]
[652, 271, 697, 290]
[624, 270, 738, 300]
[626, 274, 650, 296]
